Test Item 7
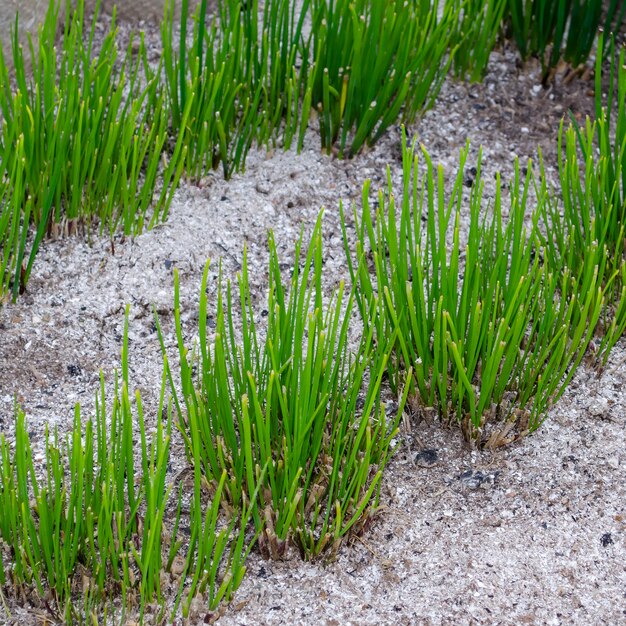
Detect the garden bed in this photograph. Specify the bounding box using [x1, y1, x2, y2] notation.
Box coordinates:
[0, 3, 625, 625]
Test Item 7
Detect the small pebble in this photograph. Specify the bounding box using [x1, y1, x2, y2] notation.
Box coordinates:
[414, 449, 438, 468]
[589, 398, 608, 417]
[458, 469, 501, 490]
[256, 180, 271, 194]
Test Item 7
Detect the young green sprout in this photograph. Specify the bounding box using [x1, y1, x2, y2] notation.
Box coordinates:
[0, 307, 255, 621]
[540, 33, 626, 364]
[0, 0, 183, 300]
[159, 215, 410, 559]
[342, 131, 602, 446]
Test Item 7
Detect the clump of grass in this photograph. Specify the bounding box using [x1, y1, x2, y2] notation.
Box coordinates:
[446, 0, 507, 82]
[0, 0, 184, 300]
[0, 328, 172, 620]
[159, 215, 410, 560]
[342, 133, 602, 446]
[166, 0, 459, 167]
[506, 0, 625, 80]
[0, 308, 256, 622]
[163, 0, 249, 180]
[171, 447, 263, 619]
[309, 0, 457, 156]
[541, 34, 626, 362]
[163, 0, 308, 179]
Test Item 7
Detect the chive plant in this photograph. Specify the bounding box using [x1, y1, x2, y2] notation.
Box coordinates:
[0, 136, 30, 300]
[172, 454, 264, 619]
[0, 0, 184, 299]
[162, 0, 309, 179]
[541, 122, 626, 363]
[541, 34, 626, 362]
[0, 308, 257, 621]
[309, 0, 456, 156]
[342, 134, 602, 446]
[0, 365, 173, 619]
[164, 0, 459, 167]
[160, 216, 410, 559]
[163, 0, 251, 180]
[505, 0, 626, 80]
[446, 0, 507, 82]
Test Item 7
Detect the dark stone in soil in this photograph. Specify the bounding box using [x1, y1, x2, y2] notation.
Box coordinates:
[414, 449, 438, 467]
[67, 364, 82, 377]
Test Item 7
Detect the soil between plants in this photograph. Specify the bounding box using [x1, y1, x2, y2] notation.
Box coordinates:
[1, 23, 625, 626]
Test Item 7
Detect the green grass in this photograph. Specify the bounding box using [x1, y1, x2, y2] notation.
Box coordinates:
[163, 0, 457, 166]
[0, 0, 184, 301]
[158, 215, 410, 559]
[505, 0, 626, 80]
[540, 33, 626, 363]
[0, 0, 462, 301]
[446, 0, 626, 83]
[0, 135, 29, 300]
[0, 308, 258, 622]
[447, 0, 507, 82]
[342, 132, 602, 445]
[0, 343, 172, 619]
[2, 0, 626, 615]
[308, 0, 456, 156]
[162, 0, 284, 179]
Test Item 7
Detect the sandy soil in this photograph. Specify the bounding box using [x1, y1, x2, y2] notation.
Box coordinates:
[1, 16, 625, 626]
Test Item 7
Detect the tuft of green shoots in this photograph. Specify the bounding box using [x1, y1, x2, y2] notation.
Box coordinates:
[505, 0, 626, 80]
[309, 0, 457, 156]
[0, 0, 184, 299]
[0, 311, 171, 618]
[0, 390, 167, 618]
[446, 0, 507, 82]
[0, 305, 256, 621]
[342, 131, 602, 446]
[164, 0, 460, 168]
[0, 135, 30, 301]
[162, 0, 308, 179]
[159, 215, 410, 559]
[542, 33, 626, 362]
[172, 461, 265, 619]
